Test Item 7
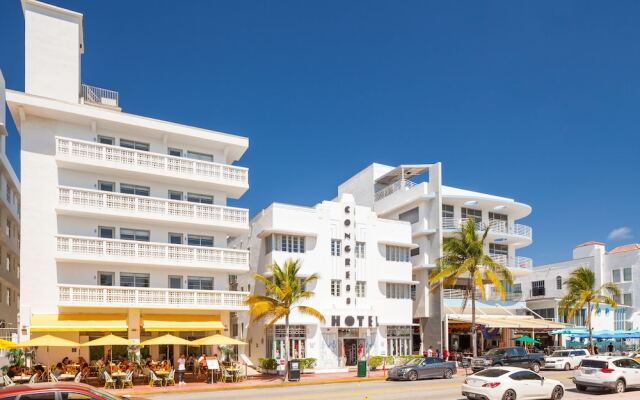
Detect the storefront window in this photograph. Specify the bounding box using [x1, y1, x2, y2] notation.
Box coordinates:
[266, 325, 307, 359]
[387, 325, 412, 356]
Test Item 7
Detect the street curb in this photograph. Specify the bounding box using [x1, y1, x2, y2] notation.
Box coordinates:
[117, 376, 387, 396]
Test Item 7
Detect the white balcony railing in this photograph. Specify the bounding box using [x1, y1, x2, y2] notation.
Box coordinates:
[81, 84, 119, 107]
[374, 179, 417, 201]
[442, 217, 532, 240]
[489, 254, 533, 271]
[443, 288, 524, 302]
[56, 235, 249, 270]
[55, 137, 248, 188]
[58, 284, 248, 310]
[58, 186, 248, 229]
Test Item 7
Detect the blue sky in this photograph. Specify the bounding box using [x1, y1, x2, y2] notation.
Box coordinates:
[1, 0, 639, 264]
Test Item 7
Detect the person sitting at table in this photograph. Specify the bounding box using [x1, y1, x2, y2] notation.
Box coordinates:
[53, 363, 64, 378]
[78, 356, 87, 365]
[32, 365, 45, 383]
[6, 365, 17, 378]
[62, 357, 70, 365]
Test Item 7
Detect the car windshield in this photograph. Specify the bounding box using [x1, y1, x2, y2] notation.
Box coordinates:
[475, 368, 509, 377]
[484, 349, 506, 356]
[551, 351, 571, 357]
[404, 358, 424, 366]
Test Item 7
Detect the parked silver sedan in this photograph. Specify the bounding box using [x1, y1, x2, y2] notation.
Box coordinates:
[388, 357, 457, 381]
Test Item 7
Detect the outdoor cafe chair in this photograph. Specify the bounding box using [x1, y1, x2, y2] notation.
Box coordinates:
[28, 375, 38, 384]
[74, 372, 82, 383]
[102, 370, 116, 389]
[50, 374, 59, 383]
[148, 370, 163, 387]
[164, 369, 175, 386]
[121, 370, 134, 389]
[2, 375, 15, 387]
[219, 367, 235, 383]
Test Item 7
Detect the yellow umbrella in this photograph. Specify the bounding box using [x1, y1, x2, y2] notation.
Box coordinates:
[190, 334, 247, 346]
[140, 334, 193, 346]
[79, 334, 133, 347]
[15, 334, 80, 348]
[0, 338, 16, 349]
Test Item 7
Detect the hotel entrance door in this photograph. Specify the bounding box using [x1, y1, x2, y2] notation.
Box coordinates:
[343, 338, 364, 366]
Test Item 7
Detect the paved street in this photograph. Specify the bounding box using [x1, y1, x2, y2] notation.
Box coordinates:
[146, 371, 640, 400]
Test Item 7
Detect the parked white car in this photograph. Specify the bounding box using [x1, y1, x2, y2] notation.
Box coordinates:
[462, 366, 564, 400]
[574, 356, 640, 393]
[544, 349, 590, 371]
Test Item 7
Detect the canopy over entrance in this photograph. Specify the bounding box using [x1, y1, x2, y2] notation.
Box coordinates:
[448, 315, 567, 329]
[142, 315, 224, 332]
[30, 314, 127, 332]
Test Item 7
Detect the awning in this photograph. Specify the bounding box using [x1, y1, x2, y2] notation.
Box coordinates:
[448, 315, 567, 329]
[30, 314, 128, 332]
[142, 315, 225, 332]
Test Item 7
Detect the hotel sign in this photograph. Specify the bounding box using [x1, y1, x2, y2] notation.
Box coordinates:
[330, 315, 379, 328]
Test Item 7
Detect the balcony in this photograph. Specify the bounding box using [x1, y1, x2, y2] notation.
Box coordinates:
[81, 84, 119, 109]
[489, 254, 533, 276]
[443, 288, 524, 302]
[442, 217, 532, 242]
[56, 235, 249, 272]
[55, 137, 249, 198]
[58, 284, 248, 311]
[373, 180, 434, 216]
[57, 186, 249, 234]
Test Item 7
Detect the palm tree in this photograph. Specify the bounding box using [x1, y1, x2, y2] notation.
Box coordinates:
[245, 259, 325, 382]
[428, 218, 513, 357]
[558, 267, 620, 354]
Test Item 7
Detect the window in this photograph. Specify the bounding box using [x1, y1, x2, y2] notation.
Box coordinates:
[120, 229, 150, 242]
[355, 242, 365, 258]
[386, 283, 411, 299]
[442, 204, 454, 219]
[97, 135, 115, 145]
[398, 207, 419, 224]
[98, 226, 115, 239]
[6, 289, 10, 305]
[98, 272, 114, 286]
[5, 256, 9, 272]
[331, 280, 341, 296]
[387, 325, 412, 356]
[532, 280, 545, 297]
[60, 392, 95, 400]
[168, 275, 182, 289]
[5, 184, 10, 203]
[120, 273, 150, 287]
[168, 233, 183, 245]
[20, 393, 56, 399]
[355, 281, 366, 297]
[168, 147, 182, 157]
[556, 276, 562, 290]
[5, 219, 10, 237]
[510, 370, 541, 381]
[188, 276, 213, 290]
[98, 181, 115, 192]
[168, 190, 183, 201]
[461, 207, 482, 224]
[513, 283, 522, 294]
[624, 293, 633, 306]
[489, 243, 508, 256]
[186, 151, 214, 162]
[229, 275, 238, 291]
[410, 247, 420, 257]
[187, 234, 214, 247]
[120, 183, 150, 197]
[613, 269, 621, 282]
[187, 192, 214, 204]
[623, 267, 632, 282]
[385, 246, 410, 262]
[410, 284, 416, 300]
[531, 308, 555, 320]
[488, 212, 508, 223]
[331, 239, 342, 256]
[120, 139, 150, 151]
[275, 235, 305, 253]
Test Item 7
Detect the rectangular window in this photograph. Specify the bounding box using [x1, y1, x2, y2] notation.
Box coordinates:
[97, 135, 115, 145]
[188, 276, 214, 290]
[410, 247, 420, 257]
[168, 275, 183, 289]
[98, 272, 114, 286]
[623, 267, 632, 282]
[187, 193, 214, 204]
[229, 275, 238, 291]
[5, 256, 9, 272]
[6, 289, 10, 306]
[187, 234, 214, 247]
[98, 181, 115, 192]
[612, 270, 621, 283]
[120, 139, 150, 151]
[168, 190, 183, 201]
[442, 204, 454, 219]
[489, 243, 509, 256]
[355, 242, 365, 259]
[120, 273, 150, 288]
[488, 212, 508, 223]
[120, 228, 150, 242]
[168, 148, 183, 157]
[398, 207, 419, 224]
[98, 226, 115, 239]
[385, 246, 410, 262]
[532, 280, 545, 297]
[276, 235, 305, 253]
[386, 283, 411, 299]
[168, 233, 183, 245]
[624, 293, 633, 306]
[265, 235, 274, 254]
[331, 280, 341, 296]
[120, 183, 150, 197]
[331, 239, 342, 256]
[513, 283, 522, 294]
[5, 185, 10, 203]
[5, 219, 10, 236]
[461, 207, 482, 224]
[186, 151, 214, 162]
[355, 281, 366, 298]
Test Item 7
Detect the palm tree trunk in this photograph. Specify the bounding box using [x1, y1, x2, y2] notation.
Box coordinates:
[471, 285, 477, 357]
[587, 301, 593, 354]
[284, 315, 290, 382]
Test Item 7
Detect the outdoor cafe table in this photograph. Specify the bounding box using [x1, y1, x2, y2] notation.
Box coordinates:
[111, 371, 127, 386]
[58, 373, 75, 381]
[12, 375, 31, 384]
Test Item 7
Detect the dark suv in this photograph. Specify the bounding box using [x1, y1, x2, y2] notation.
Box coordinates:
[471, 347, 545, 373]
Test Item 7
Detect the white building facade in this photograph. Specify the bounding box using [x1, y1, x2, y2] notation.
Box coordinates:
[242, 194, 415, 370]
[7, 0, 250, 360]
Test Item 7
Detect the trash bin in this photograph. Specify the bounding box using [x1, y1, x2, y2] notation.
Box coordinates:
[288, 359, 301, 382]
[357, 360, 367, 377]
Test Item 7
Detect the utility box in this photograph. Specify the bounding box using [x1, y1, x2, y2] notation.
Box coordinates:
[288, 359, 301, 382]
[357, 360, 367, 377]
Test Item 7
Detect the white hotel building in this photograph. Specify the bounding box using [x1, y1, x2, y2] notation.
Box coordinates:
[6, 0, 250, 359]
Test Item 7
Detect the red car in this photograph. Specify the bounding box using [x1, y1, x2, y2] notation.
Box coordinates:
[0, 382, 148, 400]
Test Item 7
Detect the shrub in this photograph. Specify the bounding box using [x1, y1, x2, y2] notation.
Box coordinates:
[300, 358, 317, 369]
[258, 358, 278, 370]
[368, 356, 394, 369]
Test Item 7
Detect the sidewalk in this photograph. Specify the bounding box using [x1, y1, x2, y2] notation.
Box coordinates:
[108, 370, 389, 396]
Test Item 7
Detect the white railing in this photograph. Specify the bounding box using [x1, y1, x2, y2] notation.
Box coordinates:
[81, 84, 119, 107]
[489, 254, 533, 271]
[58, 284, 248, 310]
[374, 179, 418, 201]
[443, 288, 524, 302]
[442, 217, 532, 239]
[56, 137, 248, 187]
[58, 186, 248, 227]
[56, 235, 249, 269]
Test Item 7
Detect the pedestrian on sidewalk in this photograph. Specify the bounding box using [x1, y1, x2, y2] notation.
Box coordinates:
[177, 353, 186, 384]
[427, 345, 434, 357]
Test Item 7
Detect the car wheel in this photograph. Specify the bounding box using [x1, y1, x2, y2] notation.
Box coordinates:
[530, 362, 540, 373]
[407, 370, 418, 381]
[563, 363, 570, 371]
[614, 379, 625, 393]
[502, 389, 517, 400]
[575, 384, 586, 392]
[444, 369, 453, 379]
[551, 385, 564, 400]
